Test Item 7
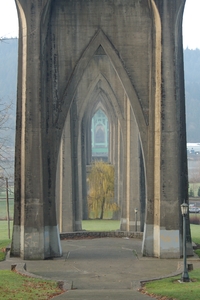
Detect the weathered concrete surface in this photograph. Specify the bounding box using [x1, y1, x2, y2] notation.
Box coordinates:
[3, 238, 197, 299]
[3, 238, 199, 299]
[12, 0, 191, 259]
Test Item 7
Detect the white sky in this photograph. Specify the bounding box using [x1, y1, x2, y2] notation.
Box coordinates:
[0, 0, 199, 49]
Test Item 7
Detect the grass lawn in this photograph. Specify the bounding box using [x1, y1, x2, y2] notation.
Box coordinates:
[143, 269, 200, 300]
[143, 224, 200, 300]
[0, 220, 13, 240]
[0, 223, 64, 300]
[0, 221, 199, 299]
[0, 198, 14, 219]
[190, 224, 200, 244]
[0, 239, 10, 261]
[0, 221, 13, 261]
[82, 219, 120, 231]
[0, 270, 64, 300]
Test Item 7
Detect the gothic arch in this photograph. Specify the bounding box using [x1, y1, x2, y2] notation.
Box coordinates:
[56, 49, 143, 230]
[58, 29, 147, 147]
[12, 0, 192, 260]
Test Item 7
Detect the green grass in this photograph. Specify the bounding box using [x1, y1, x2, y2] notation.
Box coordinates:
[144, 269, 200, 300]
[194, 249, 200, 257]
[190, 224, 200, 244]
[82, 219, 120, 231]
[143, 224, 200, 300]
[0, 187, 14, 200]
[0, 239, 11, 250]
[0, 239, 10, 261]
[0, 221, 12, 261]
[0, 199, 14, 219]
[189, 183, 200, 197]
[0, 221, 199, 299]
[0, 220, 63, 299]
[0, 270, 64, 300]
[0, 220, 13, 240]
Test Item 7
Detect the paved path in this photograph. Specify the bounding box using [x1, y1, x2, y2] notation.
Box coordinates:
[1, 237, 199, 299]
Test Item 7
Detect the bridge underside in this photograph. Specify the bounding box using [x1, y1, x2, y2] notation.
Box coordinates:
[11, 0, 192, 259]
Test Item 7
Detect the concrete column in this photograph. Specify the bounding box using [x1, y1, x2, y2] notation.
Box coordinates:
[81, 117, 88, 220]
[143, 0, 192, 258]
[109, 121, 111, 163]
[70, 102, 82, 231]
[112, 122, 115, 164]
[128, 112, 140, 232]
[109, 122, 115, 164]
[56, 144, 61, 231]
[87, 118, 92, 164]
[120, 95, 129, 231]
[113, 119, 122, 220]
[175, 3, 193, 256]
[120, 96, 140, 231]
[157, 1, 192, 257]
[56, 113, 74, 232]
[139, 145, 146, 233]
[11, 0, 61, 259]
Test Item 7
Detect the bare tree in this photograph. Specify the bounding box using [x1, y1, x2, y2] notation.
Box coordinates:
[0, 100, 14, 185]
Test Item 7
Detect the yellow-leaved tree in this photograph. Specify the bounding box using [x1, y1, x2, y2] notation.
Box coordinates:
[87, 161, 119, 219]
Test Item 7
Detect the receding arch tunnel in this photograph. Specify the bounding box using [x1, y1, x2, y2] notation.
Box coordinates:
[55, 37, 146, 234]
[12, 0, 192, 260]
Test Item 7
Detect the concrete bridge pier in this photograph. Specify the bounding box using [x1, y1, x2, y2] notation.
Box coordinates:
[12, 0, 192, 260]
[120, 97, 141, 231]
[11, 0, 62, 259]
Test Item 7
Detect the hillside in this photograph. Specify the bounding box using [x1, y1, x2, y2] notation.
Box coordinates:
[0, 38, 18, 101]
[0, 39, 200, 145]
[184, 48, 200, 142]
[0, 38, 17, 149]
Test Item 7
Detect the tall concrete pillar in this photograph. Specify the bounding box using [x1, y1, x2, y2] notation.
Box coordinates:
[120, 95, 140, 231]
[56, 113, 74, 232]
[87, 118, 92, 164]
[11, 0, 61, 259]
[109, 122, 115, 164]
[120, 96, 129, 231]
[81, 117, 89, 220]
[70, 101, 82, 231]
[128, 113, 140, 231]
[113, 120, 121, 220]
[142, 0, 192, 258]
[158, 0, 192, 257]
[139, 146, 146, 233]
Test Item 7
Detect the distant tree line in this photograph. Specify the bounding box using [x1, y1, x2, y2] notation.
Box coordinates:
[184, 48, 200, 142]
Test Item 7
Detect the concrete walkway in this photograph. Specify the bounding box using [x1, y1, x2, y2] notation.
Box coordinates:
[1, 237, 199, 299]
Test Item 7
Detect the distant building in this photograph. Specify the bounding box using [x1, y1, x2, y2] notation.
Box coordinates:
[91, 109, 109, 160]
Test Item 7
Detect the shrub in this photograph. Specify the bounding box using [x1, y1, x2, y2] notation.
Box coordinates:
[198, 187, 200, 197]
[189, 188, 194, 197]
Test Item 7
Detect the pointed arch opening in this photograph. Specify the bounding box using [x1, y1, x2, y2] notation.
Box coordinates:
[91, 108, 109, 162]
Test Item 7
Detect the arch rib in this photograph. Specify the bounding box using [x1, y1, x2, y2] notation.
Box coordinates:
[59, 29, 147, 147]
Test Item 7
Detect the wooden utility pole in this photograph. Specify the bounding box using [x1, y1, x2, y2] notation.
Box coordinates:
[6, 177, 10, 239]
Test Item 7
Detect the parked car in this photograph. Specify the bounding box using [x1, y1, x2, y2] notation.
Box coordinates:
[189, 206, 200, 213]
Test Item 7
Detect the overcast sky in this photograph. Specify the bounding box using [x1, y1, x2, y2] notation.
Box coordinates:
[0, 0, 199, 49]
